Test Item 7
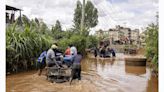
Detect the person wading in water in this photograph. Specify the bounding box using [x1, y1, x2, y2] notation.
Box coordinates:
[69, 52, 82, 85]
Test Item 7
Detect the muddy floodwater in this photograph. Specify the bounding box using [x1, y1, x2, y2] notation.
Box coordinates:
[6, 53, 158, 92]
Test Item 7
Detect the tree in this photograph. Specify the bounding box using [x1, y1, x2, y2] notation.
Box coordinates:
[39, 21, 48, 34]
[16, 15, 30, 27]
[145, 23, 158, 72]
[52, 20, 62, 34]
[73, 0, 82, 32]
[51, 20, 63, 40]
[73, 0, 98, 34]
[86, 35, 98, 48]
[85, 1, 98, 29]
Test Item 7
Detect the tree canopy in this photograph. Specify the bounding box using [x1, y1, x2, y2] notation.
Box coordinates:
[51, 20, 63, 40]
[73, 0, 98, 34]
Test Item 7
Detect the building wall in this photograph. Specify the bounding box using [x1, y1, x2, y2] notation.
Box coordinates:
[95, 26, 140, 45]
[120, 28, 129, 38]
[139, 31, 146, 47]
[131, 29, 139, 45]
[109, 30, 119, 41]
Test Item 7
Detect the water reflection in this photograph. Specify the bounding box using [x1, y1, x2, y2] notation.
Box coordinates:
[81, 57, 156, 92]
[125, 66, 146, 75]
[82, 58, 116, 75]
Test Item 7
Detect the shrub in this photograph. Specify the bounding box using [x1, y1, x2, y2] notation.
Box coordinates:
[58, 35, 86, 55]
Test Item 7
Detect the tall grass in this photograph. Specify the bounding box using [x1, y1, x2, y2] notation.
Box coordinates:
[6, 20, 53, 72]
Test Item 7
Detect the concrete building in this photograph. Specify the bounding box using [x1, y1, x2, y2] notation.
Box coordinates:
[95, 28, 120, 45]
[131, 29, 140, 45]
[117, 25, 131, 44]
[139, 31, 146, 47]
[95, 25, 140, 45]
[108, 29, 119, 41]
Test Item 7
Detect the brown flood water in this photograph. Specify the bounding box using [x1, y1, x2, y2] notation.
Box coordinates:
[6, 53, 158, 92]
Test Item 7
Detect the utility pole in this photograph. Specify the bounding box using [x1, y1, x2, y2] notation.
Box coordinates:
[19, 10, 22, 26]
[80, 0, 85, 35]
[156, 11, 158, 26]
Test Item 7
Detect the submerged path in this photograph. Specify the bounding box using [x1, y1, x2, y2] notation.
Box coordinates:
[6, 53, 158, 92]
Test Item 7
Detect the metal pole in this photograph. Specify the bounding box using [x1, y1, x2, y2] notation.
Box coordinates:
[19, 10, 22, 26]
[80, 0, 85, 35]
[156, 12, 158, 26]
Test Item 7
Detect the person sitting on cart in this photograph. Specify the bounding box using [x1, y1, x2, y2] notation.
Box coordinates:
[53, 43, 64, 62]
[70, 44, 77, 56]
[46, 45, 61, 68]
[64, 45, 71, 55]
[69, 52, 82, 85]
[63, 44, 77, 67]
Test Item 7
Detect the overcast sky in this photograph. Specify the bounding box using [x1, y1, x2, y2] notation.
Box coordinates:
[6, 0, 158, 34]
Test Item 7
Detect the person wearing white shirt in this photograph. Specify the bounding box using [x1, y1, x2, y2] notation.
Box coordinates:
[70, 44, 77, 56]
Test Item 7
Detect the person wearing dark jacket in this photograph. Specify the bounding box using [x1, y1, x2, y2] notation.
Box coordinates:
[94, 46, 98, 58]
[100, 46, 106, 58]
[69, 52, 82, 84]
[111, 48, 116, 57]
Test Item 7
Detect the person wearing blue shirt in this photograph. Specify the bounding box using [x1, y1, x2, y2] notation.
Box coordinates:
[37, 50, 47, 76]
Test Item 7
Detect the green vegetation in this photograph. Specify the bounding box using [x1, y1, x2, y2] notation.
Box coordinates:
[6, 0, 99, 73]
[53, 0, 99, 54]
[58, 35, 86, 54]
[6, 17, 53, 72]
[51, 20, 63, 40]
[145, 23, 158, 73]
[86, 35, 99, 48]
[73, 0, 98, 35]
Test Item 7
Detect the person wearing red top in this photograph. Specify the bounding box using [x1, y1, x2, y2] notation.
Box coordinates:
[65, 46, 71, 55]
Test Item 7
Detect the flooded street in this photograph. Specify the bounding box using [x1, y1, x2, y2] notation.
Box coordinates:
[6, 53, 158, 92]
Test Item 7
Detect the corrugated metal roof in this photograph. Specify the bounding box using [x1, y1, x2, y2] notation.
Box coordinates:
[6, 5, 22, 11]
